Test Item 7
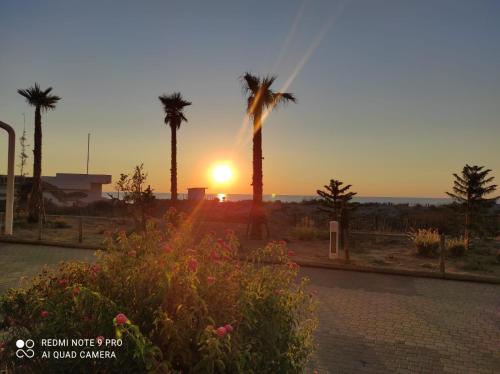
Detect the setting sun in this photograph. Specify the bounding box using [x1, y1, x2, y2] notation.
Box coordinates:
[212, 164, 233, 184]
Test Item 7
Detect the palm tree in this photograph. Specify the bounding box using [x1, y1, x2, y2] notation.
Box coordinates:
[241, 73, 296, 239]
[446, 164, 498, 248]
[17, 83, 61, 222]
[159, 92, 191, 202]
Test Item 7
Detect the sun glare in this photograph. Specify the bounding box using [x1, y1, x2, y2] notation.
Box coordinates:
[212, 164, 233, 184]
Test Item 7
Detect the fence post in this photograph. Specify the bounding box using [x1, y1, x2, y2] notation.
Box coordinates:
[38, 209, 42, 241]
[78, 216, 83, 243]
[439, 234, 446, 275]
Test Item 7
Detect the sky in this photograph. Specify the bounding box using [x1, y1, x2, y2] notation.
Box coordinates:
[1, 0, 499, 197]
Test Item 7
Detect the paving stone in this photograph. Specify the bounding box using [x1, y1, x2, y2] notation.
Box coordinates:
[302, 267, 500, 373]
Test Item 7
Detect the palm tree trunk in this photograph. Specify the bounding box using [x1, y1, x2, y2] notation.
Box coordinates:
[28, 106, 42, 222]
[170, 124, 177, 202]
[250, 109, 264, 239]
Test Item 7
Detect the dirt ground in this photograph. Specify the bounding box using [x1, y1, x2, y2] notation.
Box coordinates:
[4, 216, 500, 279]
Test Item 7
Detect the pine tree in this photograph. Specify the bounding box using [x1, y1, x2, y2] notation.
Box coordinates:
[446, 164, 498, 247]
[317, 179, 357, 260]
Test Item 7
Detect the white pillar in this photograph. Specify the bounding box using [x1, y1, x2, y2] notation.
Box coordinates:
[329, 220, 339, 259]
[0, 120, 15, 235]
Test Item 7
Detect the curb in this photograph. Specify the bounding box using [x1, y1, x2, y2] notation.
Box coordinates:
[0, 237, 101, 251]
[2, 237, 499, 285]
[294, 259, 500, 285]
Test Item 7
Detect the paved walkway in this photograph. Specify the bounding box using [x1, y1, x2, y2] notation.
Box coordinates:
[0, 242, 95, 294]
[302, 267, 500, 373]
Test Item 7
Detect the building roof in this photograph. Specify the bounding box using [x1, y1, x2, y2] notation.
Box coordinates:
[42, 173, 111, 190]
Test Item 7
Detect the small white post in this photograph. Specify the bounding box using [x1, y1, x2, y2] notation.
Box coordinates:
[329, 221, 339, 259]
[0, 120, 15, 235]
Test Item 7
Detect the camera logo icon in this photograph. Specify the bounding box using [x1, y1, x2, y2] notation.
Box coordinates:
[15, 339, 35, 358]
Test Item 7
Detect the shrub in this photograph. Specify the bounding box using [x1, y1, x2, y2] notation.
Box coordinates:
[408, 228, 440, 257]
[291, 216, 317, 240]
[446, 238, 467, 257]
[0, 209, 317, 373]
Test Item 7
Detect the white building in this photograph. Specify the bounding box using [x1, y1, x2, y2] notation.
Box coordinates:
[42, 173, 111, 206]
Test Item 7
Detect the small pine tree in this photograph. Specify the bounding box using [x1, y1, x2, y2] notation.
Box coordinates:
[317, 179, 357, 260]
[446, 164, 498, 248]
[317, 179, 357, 221]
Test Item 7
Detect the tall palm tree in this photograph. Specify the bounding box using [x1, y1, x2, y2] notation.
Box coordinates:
[159, 92, 191, 202]
[17, 83, 61, 222]
[241, 73, 296, 239]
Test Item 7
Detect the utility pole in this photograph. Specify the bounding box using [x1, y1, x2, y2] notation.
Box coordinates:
[86, 133, 90, 175]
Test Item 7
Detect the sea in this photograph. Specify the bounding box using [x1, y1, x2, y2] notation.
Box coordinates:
[104, 192, 452, 206]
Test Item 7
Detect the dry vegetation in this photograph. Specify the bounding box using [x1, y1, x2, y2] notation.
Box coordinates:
[3, 199, 500, 278]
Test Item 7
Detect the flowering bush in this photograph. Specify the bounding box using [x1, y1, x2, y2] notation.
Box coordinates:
[408, 228, 440, 257]
[0, 209, 317, 373]
[446, 237, 467, 257]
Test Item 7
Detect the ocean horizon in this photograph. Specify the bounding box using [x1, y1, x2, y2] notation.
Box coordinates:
[104, 192, 453, 206]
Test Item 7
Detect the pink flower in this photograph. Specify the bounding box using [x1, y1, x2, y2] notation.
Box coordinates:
[288, 262, 299, 271]
[128, 250, 136, 257]
[224, 324, 233, 333]
[96, 336, 105, 346]
[90, 264, 101, 276]
[287, 250, 295, 257]
[187, 258, 198, 272]
[72, 287, 80, 296]
[58, 279, 68, 287]
[216, 326, 227, 337]
[210, 250, 220, 261]
[115, 313, 129, 326]
[40, 310, 49, 318]
[207, 276, 216, 285]
[163, 244, 172, 254]
[278, 240, 287, 246]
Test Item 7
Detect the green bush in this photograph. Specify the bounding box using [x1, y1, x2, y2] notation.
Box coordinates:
[408, 228, 440, 257]
[446, 238, 467, 257]
[0, 209, 317, 373]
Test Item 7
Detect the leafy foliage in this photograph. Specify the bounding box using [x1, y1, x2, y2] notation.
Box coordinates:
[112, 164, 156, 230]
[17, 83, 61, 112]
[158, 92, 191, 129]
[0, 210, 317, 373]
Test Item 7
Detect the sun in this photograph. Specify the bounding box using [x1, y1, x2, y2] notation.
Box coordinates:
[212, 164, 233, 184]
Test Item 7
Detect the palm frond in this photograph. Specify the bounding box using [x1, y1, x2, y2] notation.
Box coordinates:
[241, 72, 260, 94]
